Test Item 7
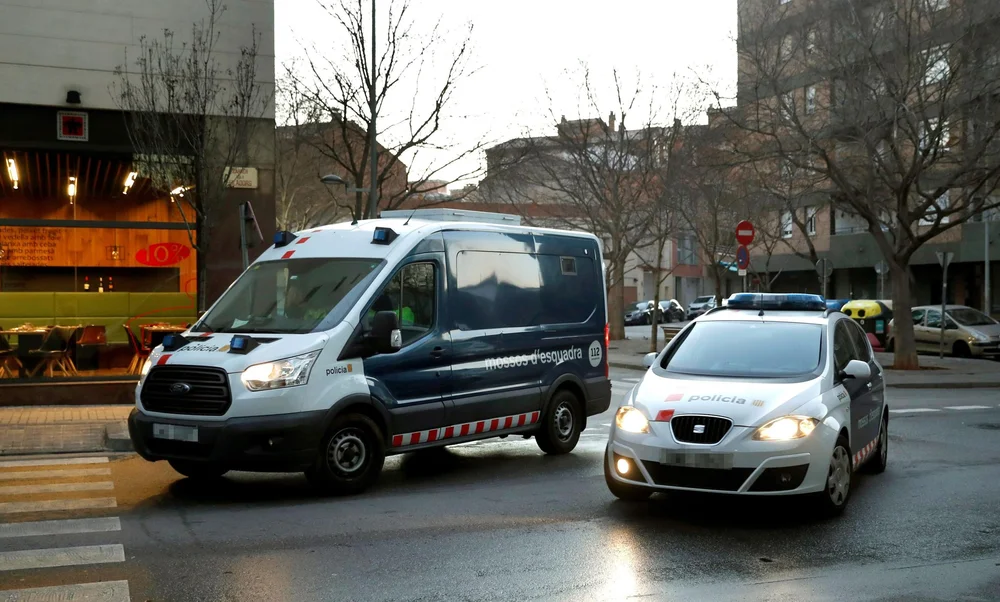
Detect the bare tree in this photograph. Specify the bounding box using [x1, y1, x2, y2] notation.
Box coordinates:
[723, 0, 1000, 368]
[482, 68, 664, 340]
[288, 0, 490, 221]
[114, 0, 270, 309]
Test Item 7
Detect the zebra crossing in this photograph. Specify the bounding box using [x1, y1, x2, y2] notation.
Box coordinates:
[0, 456, 130, 602]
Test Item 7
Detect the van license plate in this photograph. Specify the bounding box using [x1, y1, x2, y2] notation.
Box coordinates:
[153, 424, 198, 443]
[660, 451, 733, 469]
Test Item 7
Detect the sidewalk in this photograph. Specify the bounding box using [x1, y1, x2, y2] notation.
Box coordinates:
[0, 405, 132, 456]
[609, 335, 1000, 389]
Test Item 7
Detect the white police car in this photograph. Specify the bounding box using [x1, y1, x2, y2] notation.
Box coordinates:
[605, 293, 888, 515]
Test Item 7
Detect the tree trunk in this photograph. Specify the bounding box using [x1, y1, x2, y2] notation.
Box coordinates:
[714, 268, 724, 306]
[608, 258, 626, 340]
[890, 262, 920, 370]
[650, 286, 661, 354]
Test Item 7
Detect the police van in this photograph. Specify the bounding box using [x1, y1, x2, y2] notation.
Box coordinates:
[128, 210, 612, 494]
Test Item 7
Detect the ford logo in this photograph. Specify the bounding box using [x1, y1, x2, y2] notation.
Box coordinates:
[169, 382, 192, 395]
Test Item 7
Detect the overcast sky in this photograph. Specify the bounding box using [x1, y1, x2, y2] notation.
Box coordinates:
[275, 0, 737, 188]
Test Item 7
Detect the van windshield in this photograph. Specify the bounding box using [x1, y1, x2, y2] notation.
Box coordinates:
[195, 258, 384, 334]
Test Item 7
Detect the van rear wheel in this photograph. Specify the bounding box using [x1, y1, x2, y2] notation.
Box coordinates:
[307, 413, 385, 496]
[536, 389, 582, 455]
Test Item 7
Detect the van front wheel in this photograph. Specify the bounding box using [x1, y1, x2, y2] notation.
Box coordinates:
[307, 413, 385, 496]
[536, 390, 582, 455]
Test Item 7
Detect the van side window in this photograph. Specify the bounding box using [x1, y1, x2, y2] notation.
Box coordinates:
[366, 262, 435, 345]
[455, 251, 541, 330]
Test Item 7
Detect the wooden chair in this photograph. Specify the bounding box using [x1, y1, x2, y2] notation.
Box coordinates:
[28, 327, 76, 378]
[0, 335, 23, 378]
[125, 325, 150, 375]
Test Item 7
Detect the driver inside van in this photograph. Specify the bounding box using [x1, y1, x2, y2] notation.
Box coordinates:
[284, 277, 327, 322]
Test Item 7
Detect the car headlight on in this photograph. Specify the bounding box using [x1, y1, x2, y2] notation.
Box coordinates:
[753, 415, 818, 441]
[971, 331, 990, 343]
[138, 358, 153, 384]
[241, 350, 320, 391]
[615, 406, 650, 434]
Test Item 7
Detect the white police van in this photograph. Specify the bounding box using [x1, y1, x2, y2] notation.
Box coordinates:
[606, 293, 888, 515]
[128, 210, 612, 494]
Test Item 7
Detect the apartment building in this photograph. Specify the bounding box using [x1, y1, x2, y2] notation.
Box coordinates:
[736, 0, 1000, 313]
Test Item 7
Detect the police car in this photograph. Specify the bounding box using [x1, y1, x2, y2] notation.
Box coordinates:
[605, 293, 888, 515]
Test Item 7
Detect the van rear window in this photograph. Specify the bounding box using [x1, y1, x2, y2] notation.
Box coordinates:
[454, 251, 597, 330]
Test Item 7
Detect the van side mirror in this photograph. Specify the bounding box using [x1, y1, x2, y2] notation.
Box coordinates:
[643, 352, 657, 368]
[842, 359, 871, 381]
[369, 311, 402, 354]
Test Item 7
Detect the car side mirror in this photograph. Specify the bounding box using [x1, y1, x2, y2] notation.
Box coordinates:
[369, 311, 402, 354]
[643, 352, 657, 368]
[842, 359, 871, 381]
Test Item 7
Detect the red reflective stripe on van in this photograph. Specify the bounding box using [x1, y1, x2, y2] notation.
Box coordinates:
[503, 416, 513, 429]
[156, 354, 171, 366]
[409, 432, 420, 445]
[281, 250, 295, 259]
[490, 419, 500, 432]
[391, 411, 545, 448]
[296, 237, 310, 244]
[531, 411, 540, 424]
[460, 424, 470, 436]
[427, 429, 438, 442]
[392, 435, 403, 447]
[475, 421, 485, 434]
[444, 426, 455, 439]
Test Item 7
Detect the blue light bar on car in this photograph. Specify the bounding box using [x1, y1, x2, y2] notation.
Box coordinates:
[726, 293, 827, 311]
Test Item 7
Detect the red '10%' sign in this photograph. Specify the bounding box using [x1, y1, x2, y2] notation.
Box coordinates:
[135, 243, 191, 267]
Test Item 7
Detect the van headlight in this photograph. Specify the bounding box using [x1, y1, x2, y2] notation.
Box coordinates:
[138, 359, 153, 384]
[753, 416, 818, 441]
[241, 350, 320, 391]
[615, 406, 650, 434]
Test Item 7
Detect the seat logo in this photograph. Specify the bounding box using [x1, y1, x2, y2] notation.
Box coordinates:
[693, 424, 706, 434]
[169, 382, 192, 395]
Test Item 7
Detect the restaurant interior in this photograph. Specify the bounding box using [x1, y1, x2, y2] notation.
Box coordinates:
[0, 148, 198, 383]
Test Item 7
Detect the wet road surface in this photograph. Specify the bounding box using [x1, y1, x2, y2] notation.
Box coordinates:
[1, 371, 999, 601]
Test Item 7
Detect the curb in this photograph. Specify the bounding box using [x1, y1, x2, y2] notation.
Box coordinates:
[103, 422, 134, 452]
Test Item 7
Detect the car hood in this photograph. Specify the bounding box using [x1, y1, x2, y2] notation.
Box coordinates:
[146, 330, 339, 374]
[629, 371, 823, 427]
[967, 323, 1000, 338]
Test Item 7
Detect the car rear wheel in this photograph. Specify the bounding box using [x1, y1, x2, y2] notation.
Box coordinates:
[814, 435, 852, 516]
[168, 460, 228, 481]
[307, 413, 385, 496]
[863, 416, 888, 474]
[604, 449, 652, 501]
[536, 390, 582, 455]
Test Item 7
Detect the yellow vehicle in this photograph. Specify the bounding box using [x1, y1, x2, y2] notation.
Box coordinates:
[841, 300, 893, 348]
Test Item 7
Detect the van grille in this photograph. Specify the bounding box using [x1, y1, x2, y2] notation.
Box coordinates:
[140, 366, 232, 416]
[670, 416, 732, 444]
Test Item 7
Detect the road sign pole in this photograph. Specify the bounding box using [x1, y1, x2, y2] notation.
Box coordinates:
[937, 251, 953, 359]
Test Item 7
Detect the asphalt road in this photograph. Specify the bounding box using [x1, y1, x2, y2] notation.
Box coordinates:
[2, 369, 999, 601]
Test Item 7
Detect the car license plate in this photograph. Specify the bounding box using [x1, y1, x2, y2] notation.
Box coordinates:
[660, 451, 733, 469]
[153, 423, 198, 443]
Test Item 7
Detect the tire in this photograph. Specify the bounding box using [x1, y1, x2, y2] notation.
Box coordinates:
[863, 415, 888, 474]
[168, 459, 228, 481]
[307, 413, 386, 496]
[604, 448, 652, 501]
[953, 341, 971, 358]
[814, 435, 852, 516]
[536, 389, 583, 455]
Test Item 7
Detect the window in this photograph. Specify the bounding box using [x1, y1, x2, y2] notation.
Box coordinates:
[560, 256, 577, 275]
[925, 309, 942, 329]
[950, 307, 998, 326]
[805, 85, 817, 114]
[781, 210, 794, 238]
[920, 192, 950, 225]
[780, 92, 795, 121]
[923, 46, 949, 85]
[806, 206, 818, 235]
[539, 254, 597, 325]
[664, 321, 823, 378]
[367, 262, 435, 345]
[833, 321, 856, 374]
[911, 308, 927, 326]
[678, 235, 698, 265]
[846, 320, 872, 363]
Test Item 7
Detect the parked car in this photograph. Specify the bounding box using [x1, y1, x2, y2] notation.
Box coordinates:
[686, 296, 717, 319]
[625, 301, 656, 325]
[658, 299, 686, 323]
[886, 305, 1000, 358]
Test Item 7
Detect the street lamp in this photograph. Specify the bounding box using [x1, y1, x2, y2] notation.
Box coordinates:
[320, 174, 367, 225]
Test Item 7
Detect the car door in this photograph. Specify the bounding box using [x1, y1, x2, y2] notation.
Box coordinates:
[845, 319, 884, 450]
[923, 309, 945, 354]
[361, 257, 451, 435]
[833, 319, 876, 462]
[909, 308, 928, 351]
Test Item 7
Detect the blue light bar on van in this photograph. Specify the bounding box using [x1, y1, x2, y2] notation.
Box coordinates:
[274, 231, 297, 248]
[726, 293, 827, 311]
[371, 227, 397, 245]
[228, 335, 259, 354]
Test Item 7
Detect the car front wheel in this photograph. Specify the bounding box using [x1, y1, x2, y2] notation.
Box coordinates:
[814, 435, 852, 516]
[307, 413, 386, 496]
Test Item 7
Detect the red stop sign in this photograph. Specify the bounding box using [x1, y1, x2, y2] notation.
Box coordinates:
[735, 220, 755, 246]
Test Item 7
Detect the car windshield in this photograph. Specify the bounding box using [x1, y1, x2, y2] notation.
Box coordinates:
[664, 321, 823, 378]
[633, 303, 648, 310]
[693, 296, 713, 304]
[948, 308, 998, 327]
[195, 258, 384, 334]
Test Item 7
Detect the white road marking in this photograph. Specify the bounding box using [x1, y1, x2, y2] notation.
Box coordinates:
[620, 377, 641, 383]
[943, 405, 992, 411]
[0, 544, 125, 571]
[0, 481, 114, 495]
[601, 423, 611, 427]
[0, 517, 121, 539]
[0, 457, 109, 469]
[0, 497, 117, 514]
[888, 408, 941, 413]
[0, 581, 130, 602]
[0, 467, 112, 481]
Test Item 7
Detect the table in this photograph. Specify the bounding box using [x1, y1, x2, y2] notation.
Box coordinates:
[0, 329, 50, 378]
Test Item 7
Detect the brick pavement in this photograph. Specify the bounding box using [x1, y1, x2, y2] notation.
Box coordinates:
[0, 406, 132, 456]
